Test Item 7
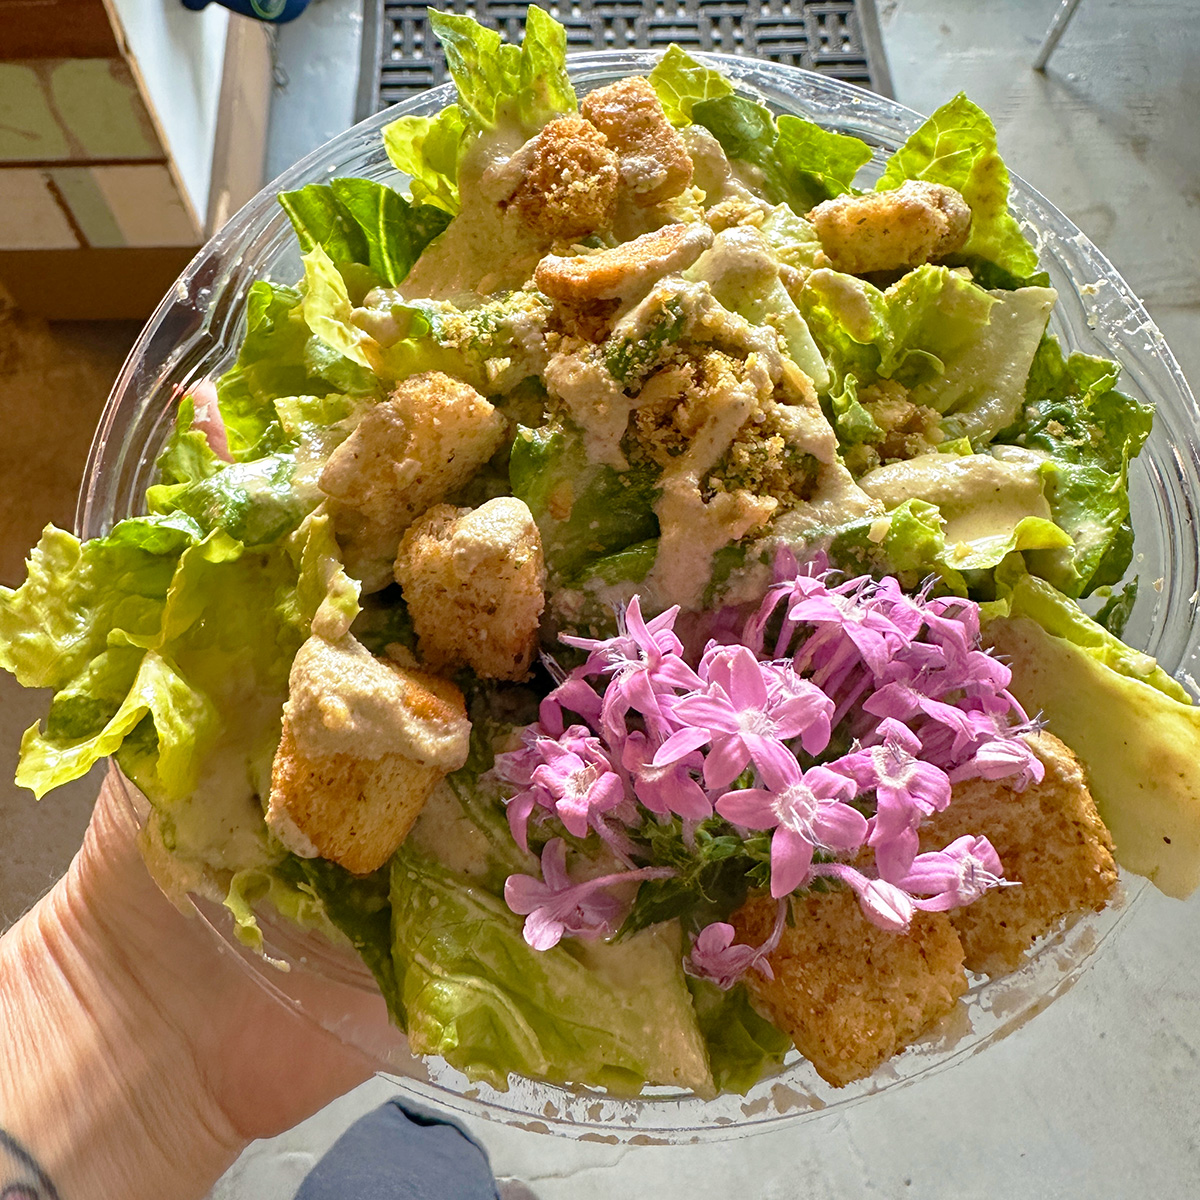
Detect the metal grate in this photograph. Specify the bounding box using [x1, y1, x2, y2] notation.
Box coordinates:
[358, 0, 892, 118]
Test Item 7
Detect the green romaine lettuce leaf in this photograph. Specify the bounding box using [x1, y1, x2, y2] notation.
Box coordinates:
[876, 93, 1039, 279]
[987, 572, 1200, 898]
[648, 44, 734, 127]
[0, 521, 195, 691]
[18, 647, 216, 800]
[300, 245, 384, 375]
[800, 264, 1054, 443]
[155, 395, 222, 488]
[280, 179, 452, 289]
[997, 336, 1153, 596]
[216, 280, 377, 460]
[515, 4, 576, 130]
[509, 422, 661, 582]
[429, 7, 574, 133]
[687, 978, 790, 1095]
[278, 183, 370, 268]
[390, 850, 713, 1094]
[382, 104, 469, 215]
[691, 95, 872, 214]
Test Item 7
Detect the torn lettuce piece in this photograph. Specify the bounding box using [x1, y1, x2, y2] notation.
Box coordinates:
[154, 395, 223, 489]
[0, 521, 195, 692]
[428, 6, 574, 133]
[354, 290, 550, 395]
[827, 374, 884, 451]
[648, 44, 734, 127]
[877, 93, 1039, 279]
[691, 94, 872, 214]
[800, 265, 1054, 443]
[383, 104, 469, 214]
[279, 178, 452, 288]
[390, 849, 713, 1094]
[301, 245, 385, 375]
[987, 572, 1200, 898]
[996, 336, 1153, 596]
[687, 978, 791, 1095]
[509, 422, 661, 582]
[216, 280, 378, 459]
[152, 452, 308, 548]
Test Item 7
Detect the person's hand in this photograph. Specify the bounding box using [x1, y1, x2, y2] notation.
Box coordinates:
[0, 772, 375, 1200]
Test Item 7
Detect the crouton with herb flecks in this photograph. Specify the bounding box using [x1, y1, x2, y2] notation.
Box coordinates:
[319, 372, 506, 591]
[395, 497, 546, 681]
[581, 76, 694, 207]
[508, 115, 620, 240]
[731, 889, 967, 1087]
[267, 635, 470, 875]
[810, 180, 972, 275]
[920, 731, 1117, 976]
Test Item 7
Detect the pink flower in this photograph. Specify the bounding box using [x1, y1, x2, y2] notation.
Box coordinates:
[787, 576, 917, 677]
[562, 597, 701, 742]
[530, 731, 626, 839]
[621, 731, 711, 821]
[504, 839, 672, 950]
[659, 645, 834, 789]
[538, 672, 604, 736]
[811, 861, 918, 932]
[832, 718, 952, 880]
[685, 901, 787, 990]
[892, 835, 1010, 910]
[716, 759, 866, 898]
[494, 725, 626, 849]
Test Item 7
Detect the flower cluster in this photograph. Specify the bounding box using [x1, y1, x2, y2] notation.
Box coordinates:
[494, 552, 1039, 987]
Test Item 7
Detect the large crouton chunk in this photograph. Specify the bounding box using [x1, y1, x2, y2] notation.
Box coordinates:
[581, 76, 693, 207]
[731, 891, 967, 1088]
[318, 372, 506, 591]
[810, 180, 972, 275]
[267, 635, 470, 875]
[920, 732, 1117, 975]
[508, 115, 620, 240]
[395, 497, 546, 681]
[534, 222, 713, 302]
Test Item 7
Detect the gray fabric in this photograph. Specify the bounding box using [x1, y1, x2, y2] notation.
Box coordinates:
[295, 1101, 501, 1200]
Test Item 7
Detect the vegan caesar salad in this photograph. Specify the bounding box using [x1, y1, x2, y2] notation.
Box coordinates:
[3, 8, 1200, 1098]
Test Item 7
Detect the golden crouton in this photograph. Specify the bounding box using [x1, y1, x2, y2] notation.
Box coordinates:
[508, 115, 620, 240]
[319, 372, 507, 591]
[580, 76, 694, 207]
[731, 890, 967, 1088]
[395, 497, 546, 681]
[534, 221, 713, 302]
[920, 732, 1117, 975]
[810, 180, 972, 275]
[267, 635, 470, 875]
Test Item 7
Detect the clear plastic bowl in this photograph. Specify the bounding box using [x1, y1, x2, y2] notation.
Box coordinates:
[82, 53, 1200, 1143]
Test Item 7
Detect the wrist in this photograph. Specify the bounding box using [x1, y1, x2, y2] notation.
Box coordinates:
[0, 786, 244, 1200]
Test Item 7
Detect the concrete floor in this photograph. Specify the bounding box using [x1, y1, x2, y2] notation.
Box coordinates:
[2, 0, 1199, 1195]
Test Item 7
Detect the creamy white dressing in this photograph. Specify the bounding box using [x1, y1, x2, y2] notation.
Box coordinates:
[400, 124, 551, 301]
[645, 352, 777, 610]
[406, 780, 496, 880]
[285, 634, 469, 768]
[859, 451, 1052, 543]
